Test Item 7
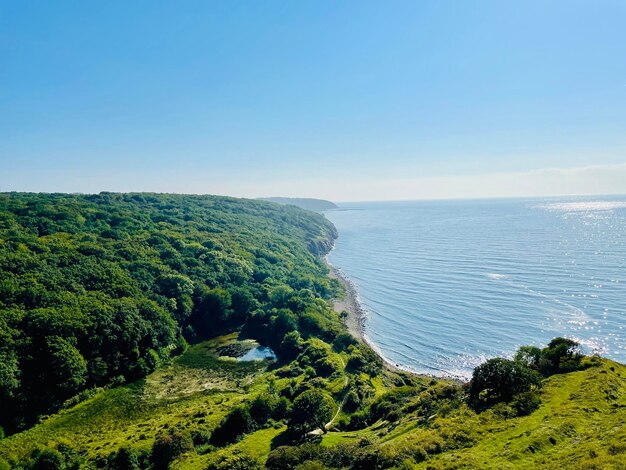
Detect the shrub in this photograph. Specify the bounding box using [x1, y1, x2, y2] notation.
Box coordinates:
[211, 407, 254, 446]
[280, 331, 304, 360]
[343, 390, 360, 413]
[249, 393, 289, 426]
[332, 333, 358, 352]
[266, 444, 327, 470]
[511, 391, 541, 416]
[151, 432, 193, 469]
[108, 447, 140, 470]
[30, 449, 64, 470]
[469, 358, 541, 409]
[289, 390, 335, 435]
[207, 453, 261, 470]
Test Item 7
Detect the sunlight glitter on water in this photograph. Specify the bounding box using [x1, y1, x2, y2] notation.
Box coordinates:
[326, 196, 626, 378]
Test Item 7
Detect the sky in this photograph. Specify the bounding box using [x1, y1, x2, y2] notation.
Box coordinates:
[1, 1, 625, 201]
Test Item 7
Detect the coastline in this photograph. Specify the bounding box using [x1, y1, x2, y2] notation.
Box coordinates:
[324, 256, 405, 374]
[325, 253, 466, 382]
[325, 258, 366, 340]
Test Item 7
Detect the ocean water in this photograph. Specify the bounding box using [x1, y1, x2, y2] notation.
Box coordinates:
[325, 196, 626, 378]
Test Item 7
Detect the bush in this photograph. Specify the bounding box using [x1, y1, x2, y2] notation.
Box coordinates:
[280, 331, 304, 360]
[30, 449, 64, 470]
[469, 358, 541, 409]
[108, 447, 140, 470]
[151, 432, 193, 469]
[511, 391, 541, 416]
[207, 453, 261, 470]
[289, 390, 335, 435]
[332, 333, 357, 352]
[266, 444, 327, 470]
[515, 338, 584, 376]
[346, 345, 383, 376]
[211, 407, 254, 446]
[249, 393, 289, 426]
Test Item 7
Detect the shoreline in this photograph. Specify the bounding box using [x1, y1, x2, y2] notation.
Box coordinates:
[324, 256, 407, 374]
[325, 254, 466, 381]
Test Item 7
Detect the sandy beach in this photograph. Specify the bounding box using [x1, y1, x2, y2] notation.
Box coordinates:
[325, 256, 409, 374]
[325, 258, 366, 339]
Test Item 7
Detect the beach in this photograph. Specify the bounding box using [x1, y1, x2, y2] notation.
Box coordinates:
[325, 258, 366, 339]
[325, 257, 409, 374]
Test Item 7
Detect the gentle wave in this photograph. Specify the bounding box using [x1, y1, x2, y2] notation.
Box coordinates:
[326, 196, 626, 378]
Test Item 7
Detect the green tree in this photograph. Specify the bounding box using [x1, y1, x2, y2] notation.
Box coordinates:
[150, 432, 193, 469]
[31, 449, 64, 470]
[514, 345, 542, 369]
[280, 331, 304, 360]
[289, 390, 335, 434]
[108, 447, 140, 470]
[211, 406, 254, 446]
[207, 453, 261, 470]
[541, 337, 583, 374]
[469, 358, 541, 408]
[47, 336, 87, 394]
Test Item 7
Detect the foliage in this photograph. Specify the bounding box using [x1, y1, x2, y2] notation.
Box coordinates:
[206, 453, 261, 470]
[107, 447, 141, 470]
[469, 358, 541, 408]
[0, 192, 623, 469]
[151, 432, 193, 469]
[0, 192, 337, 432]
[289, 390, 335, 435]
[511, 391, 542, 416]
[514, 337, 583, 376]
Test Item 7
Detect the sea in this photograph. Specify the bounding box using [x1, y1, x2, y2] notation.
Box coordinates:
[325, 196, 626, 379]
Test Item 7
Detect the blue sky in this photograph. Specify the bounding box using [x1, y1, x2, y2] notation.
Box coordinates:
[1, 1, 625, 200]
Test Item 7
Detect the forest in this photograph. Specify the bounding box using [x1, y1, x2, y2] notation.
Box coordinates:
[0, 192, 341, 432]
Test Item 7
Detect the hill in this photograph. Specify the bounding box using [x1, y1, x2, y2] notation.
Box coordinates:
[258, 198, 339, 212]
[0, 192, 624, 469]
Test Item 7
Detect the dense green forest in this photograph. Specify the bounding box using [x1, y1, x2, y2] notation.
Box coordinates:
[0, 193, 624, 469]
[0, 193, 340, 433]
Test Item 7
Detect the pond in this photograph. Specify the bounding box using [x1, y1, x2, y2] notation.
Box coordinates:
[236, 346, 276, 362]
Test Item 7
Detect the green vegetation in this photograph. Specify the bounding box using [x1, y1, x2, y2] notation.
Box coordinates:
[257, 198, 338, 212]
[0, 192, 624, 469]
[0, 192, 338, 433]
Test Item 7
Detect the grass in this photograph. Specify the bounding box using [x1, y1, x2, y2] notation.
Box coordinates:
[0, 333, 275, 465]
[1, 333, 625, 469]
[319, 357, 626, 469]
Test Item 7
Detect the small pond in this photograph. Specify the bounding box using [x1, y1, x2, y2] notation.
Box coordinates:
[236, 346, 276, 362]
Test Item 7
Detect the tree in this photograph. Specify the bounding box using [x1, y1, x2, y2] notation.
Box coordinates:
[150, 432, 193, 469]
[469, 358, 541, 408]
[207, 453, 261, 470]
[541, 337, 582, 374]
[46, 336, 87, 395]
[211, 406, 254, 446]
[514, 345, 542, 369]
[289, 390, 334, 434]
[108, 447, 140, 470]
[30, 449, 64, 470]
[280, 331, 304, 360]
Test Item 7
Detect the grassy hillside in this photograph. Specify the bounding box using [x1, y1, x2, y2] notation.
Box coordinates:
[0, 193, 624, 469]
[1, 334, 624, 469]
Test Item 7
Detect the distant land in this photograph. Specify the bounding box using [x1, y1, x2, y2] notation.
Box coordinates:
[259, 197, 338, 211]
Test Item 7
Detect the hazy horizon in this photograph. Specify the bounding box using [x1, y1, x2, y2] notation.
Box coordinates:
[2, 1, 625, 200]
